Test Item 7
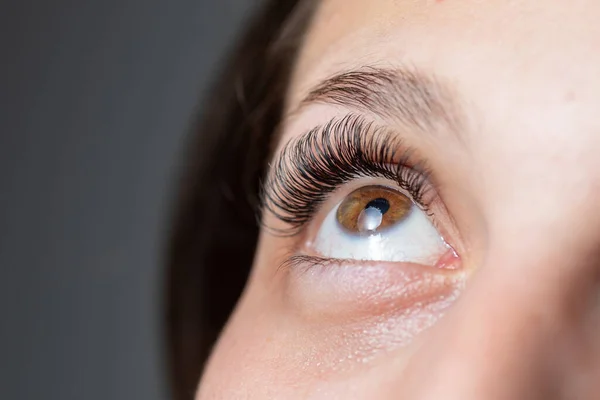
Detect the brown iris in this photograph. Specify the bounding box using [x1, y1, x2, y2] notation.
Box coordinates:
[336, 185, 412, 234]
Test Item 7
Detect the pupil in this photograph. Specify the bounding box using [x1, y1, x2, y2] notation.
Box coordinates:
[365, 198, 390, 214]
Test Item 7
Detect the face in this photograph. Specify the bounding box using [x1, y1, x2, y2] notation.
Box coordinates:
[199, 0, 600, 398]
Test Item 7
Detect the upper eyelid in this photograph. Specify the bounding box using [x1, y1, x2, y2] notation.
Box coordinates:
[260, 114, 433, 235]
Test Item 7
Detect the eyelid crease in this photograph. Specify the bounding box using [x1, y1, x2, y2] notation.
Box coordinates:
[259, 113, 434, 236]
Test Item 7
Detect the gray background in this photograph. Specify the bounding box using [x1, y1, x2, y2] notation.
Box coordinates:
[1, 1, 253, 399]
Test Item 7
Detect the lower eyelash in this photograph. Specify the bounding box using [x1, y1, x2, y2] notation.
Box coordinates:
[278, 254, 333, 273]
[260, 114, 433, 235]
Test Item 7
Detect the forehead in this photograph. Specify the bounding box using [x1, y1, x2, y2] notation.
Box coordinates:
[289, 0, 600, 111]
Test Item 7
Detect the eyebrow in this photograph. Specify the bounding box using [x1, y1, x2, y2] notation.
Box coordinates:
[294, 66, 464, 136]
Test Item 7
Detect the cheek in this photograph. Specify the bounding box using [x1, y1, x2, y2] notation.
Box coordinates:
[199, 305, 438, 400]
[197, 256, 306, 398]
[197, 310, 281, 398]
[199, 265, 463, 399]
[197, 220, 465, 398]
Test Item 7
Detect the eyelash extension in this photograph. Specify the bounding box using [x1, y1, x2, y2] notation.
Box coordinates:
[260, 113, 433, 235]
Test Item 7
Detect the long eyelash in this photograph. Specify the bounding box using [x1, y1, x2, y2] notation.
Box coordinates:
[260, 114, 433, 235]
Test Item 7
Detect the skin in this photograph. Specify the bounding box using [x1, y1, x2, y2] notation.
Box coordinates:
[199, 0, 600, 398]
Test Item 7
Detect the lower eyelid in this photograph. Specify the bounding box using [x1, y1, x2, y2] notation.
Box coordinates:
[283, 257, 465, 323]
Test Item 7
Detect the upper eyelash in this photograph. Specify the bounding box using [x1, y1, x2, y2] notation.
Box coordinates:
[260, 114, 433, 235]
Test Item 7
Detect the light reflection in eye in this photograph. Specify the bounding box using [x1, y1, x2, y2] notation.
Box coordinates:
[357, 203, 385, 232]
[312, 185, 448, 264]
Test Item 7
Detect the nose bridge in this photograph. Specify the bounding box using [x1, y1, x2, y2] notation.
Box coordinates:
[475, 143, 600, 335]
[482, 176, 600, 331]
[392, 212, 600, 399]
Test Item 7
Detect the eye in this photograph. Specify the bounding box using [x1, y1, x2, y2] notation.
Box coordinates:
[311, 185, 449, 264]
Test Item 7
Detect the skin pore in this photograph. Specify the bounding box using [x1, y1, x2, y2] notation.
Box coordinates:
[199, 0, 600, 398]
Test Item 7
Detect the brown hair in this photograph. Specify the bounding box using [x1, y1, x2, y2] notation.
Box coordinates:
[165, 1, 316, 399]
